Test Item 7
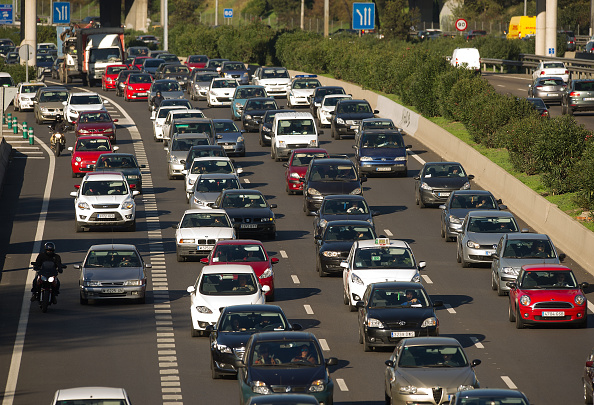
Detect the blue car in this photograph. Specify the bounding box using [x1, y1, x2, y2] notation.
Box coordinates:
[231, 85, 267, 121]
[36, 54, 55, 76]
[354, 129, 411, 177]
[141, 58, 165, 75]
[220, 60, 250, 85]
[212, 119, 246, 157]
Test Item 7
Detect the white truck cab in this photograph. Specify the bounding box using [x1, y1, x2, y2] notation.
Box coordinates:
[270, 112, 321, 161]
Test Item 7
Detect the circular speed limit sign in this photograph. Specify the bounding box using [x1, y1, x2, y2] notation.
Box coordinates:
[456, 18, 467, 31]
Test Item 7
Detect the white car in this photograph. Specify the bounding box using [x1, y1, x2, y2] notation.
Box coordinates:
[52, 387, 132, 405]
[186, 264, 269, 336]
[318, 94, 352, 127]
[341, 239, 426, 311]
[533, 61, 570, 83]
[13, 82, 46, 111]
[174, 209, 235, 261]
[207, 78, 238, 107]
[252, 67, 291, 97]
[161, 108, 206, 145]
[63, 92, 108, 123]
[152, 105, 188, 141]
[183, 157, 242, 201]
[286, 75, 321, 107]
[70, 172, 139, 232]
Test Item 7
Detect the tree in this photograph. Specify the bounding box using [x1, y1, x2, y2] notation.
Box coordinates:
[381, 0, 411, 40]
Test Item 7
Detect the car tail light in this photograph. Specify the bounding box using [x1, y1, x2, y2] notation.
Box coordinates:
[541, 111, 549, 117]
[535, 86, 543, 89]
[570, 91, 579, 97]
[565, 70, 569, 74]
[540, 71, 545, 75]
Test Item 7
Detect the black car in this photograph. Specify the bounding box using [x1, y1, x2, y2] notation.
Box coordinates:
[527, 97, 549, 118]
[238, 332, 338, 405]
[313, 195, 377, 238]
[316, 220, 376, 276]
[183, 145, 227, 172]
[158, 53, 180, 64]
[413, 162, 474, 208]
[212, 189, 277, 240]
[126, 46, 150, 59]
[259, 109, 295, 146]
[246, 394, 320, 405]
[450, 388, 530, 404]
[205, 58, 229, 72]
[309, 86, 345, 117]
[141, 58, 165, 75]
[302, 157, 366, 214]
[155, 63, 191, 90]
[331, 99, 378, 140]
[213, 119, 246, 157]
[5, 51, 19, 65]
[242, 97, 279, 132]
[207, 304, 301, 378]
[353, 129, 410, 177]
[356, 282, 441, 351]
[114, 70, 137, 97]
[94, 153, 145, 192]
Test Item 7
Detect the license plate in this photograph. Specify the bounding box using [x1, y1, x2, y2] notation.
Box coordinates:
[548, 93, 558, 97]
[584, 97, 594, 101]
[438, 192, 451, 197]
[223, 145, 234, 149]
[198, 245, 213, 251]
[97, 213, 116, 219]
[272, 87, 282, 91]
[391, 331, 415, 338]
[240, 224, 258, 229]
[350, 125, 358, 129]
[102, 288, 124, 294]
[376, 167, 391, 171]
[542, 311, 565, 317]
[138, 92, 148, 96]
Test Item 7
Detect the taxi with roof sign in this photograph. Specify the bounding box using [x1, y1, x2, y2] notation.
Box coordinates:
[341, 238, 426, 312]
[287, 74, 321, 107]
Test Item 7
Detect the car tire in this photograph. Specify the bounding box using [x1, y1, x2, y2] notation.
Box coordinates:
[561, 102, 567, 115]
[358, 326, 363, 344]
[385, 392, 392, 405]
[317, 258, 327, 277]
[456, 245, 462, 263]
[584, 380, 593, 404]
[176, 248, 185, 262]
[13, 104, 18, 112]
[419, 196, 426, 208]
[491, 272, 498, 291]
[271, 146, 276, 160]
[515, 308, 525, 329]
[79, 294, 88, 305]
[568, 107, 574, 116]
[497, 277, 507, 296]
[363, 337, 372, 352]
[461, 256, 471, 268]
[137, 296, 146, 304]
[508, 303, 516, 322]
[191, 326, 200, 337]
[167, 167, 174, 180]
[440, 223, 445, 238]
[415, 193, 419, 206]
[268, 231, 276, 240]
[128, 220, 136, 232]
[75, 221, 83, 233]
[211, 357, 221, 379]
[348, 292, 356, 312]
[266, 291, 275, 302]
[577, 317, 588, 329]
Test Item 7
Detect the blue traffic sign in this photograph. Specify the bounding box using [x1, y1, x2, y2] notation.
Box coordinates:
[224, 8, 233, 18]
[548, 47, 555, 55]
[53, 1, 70, 24]
[352, 2, 374, 30]
[0, 5, 13, 25]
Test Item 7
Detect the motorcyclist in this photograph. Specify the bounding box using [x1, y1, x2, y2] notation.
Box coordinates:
[30, 242, 63, 304]
[152, 90, 164, 110]
[50, 116, 68, 149]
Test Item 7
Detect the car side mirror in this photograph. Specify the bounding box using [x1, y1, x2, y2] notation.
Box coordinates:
[355, 301, 364, 308]
[236, 168, 243, 174]
[352, 145, 358, 149]
[200, 257, 209, 264]
[291, 323, 302, 331]
[113, 146, 119, 151]
[282, 163, 289, 168]
[418, 261, 426, 270]
[491, 253, 499, 259]
[181, 169, 188, 175]
[360, 176, 367, 183]
[113, 119, 118, 123]
[269, 204, 277, 209]
[559, 253, 566, 262]
[439, 205, 446, 209]
[326, 357, 338, 367]
[385, 360, 395, 368]
[144, 263, 152, 268]
[271, 257, 280, 264]
[506, 282, 517, 289]
[205, 325, 215, 332]
[373, 110, 379, 114]
[217, 135, 223, 139]
[581, 282, 590, 290]
[468, 174, 475, 180]
[73, 264, 81, 269]
[405, 145, 412, 149]
[74, 184, 81, 189]
[164, 147, 169, 152]
[261, 285, 271, 293]
[471, 359, 481, 367]
[372, 211, 380, 216]
[67, 147, 73, 151]
[433, 300, 444, 307]
[499, 204, 508, 210]
[186, 286, 196, 293]
[171, 224, 179, 229]
[70, 191, 77, 197]
[62, 101, 67, 105]
[340, 261, 349, 268]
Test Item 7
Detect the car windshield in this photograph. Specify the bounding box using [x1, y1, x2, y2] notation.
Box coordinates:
[212, 80, 238, 89]
[171, 137, 209, 150]
[188, 55, 208, 63]
[291, 152, 327, 167]
[144, 59, 164, 68]
[219, 311, 287, 332]
[160, 54, 179, 62]
[423, 164, 466, 178]
[537, 78, 565, 86]
[84, 250, 141, 268]
[195, 177, 240, 193]
[323, 225, 375, 242]
[354, 246, 415, 269]
[467, 217, 518, 233]
[22, 85, 44, 94]
[310, 164, 357, 181]
[223, 63, 245, 71]
[250, 341, 321, 366]
[323, 96, 350, 107]
[164, 65, 189, 74]
[457, 396, 528, 405]
[337, 102, 371, 113]
[171, 111, 205, 120]
[96, 156, 137, 169]
[161, 100, 191, 108]
[222, 193, 267, 208]
[129, 74, 152, 84]
[236, 88, 266, 98]
[89, 48, 121, 63]
[0, 76, 14, 86]
[450, 194, 497, 209]
[36, 55, 53, 62]
[154, 81, 181, 92]
[214, 121, 239, 132]
[212, 244, 266, 263]
[369, 287, 429, 308]
[277, 119, 315, 135]
[245, 100, 277, 111]
[519, 270, 577, 289]
[503, 239, 555, 259]
[317, 88, 345, 98]
[528, 98, 547, 109]
[158, 107, 186, 119]
[197, 73, 219, 82]
[174, 122, 212, 135]
[543, 62, 565, 69]
[190, 160, 233, 174]
[79, 112, 111, 123]
[39, 91, 68, 102]
[261, 68, 289, 79]
[180, 212, 231, 228]
[322, 199, 369, 214]
[398, 345, 469, 368]
[70, 95, 102, 105]
[293, 79, 321, 89]
[107, 66, 127, 74]
[186, 148, 226, 164]
[199, 273, 258, 295]
[75, 138, 111, 151]
[81, 180, 128, 196]
[361, 132, 404, 148]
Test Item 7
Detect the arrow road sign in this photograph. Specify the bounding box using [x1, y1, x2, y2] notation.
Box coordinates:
[352, 2, 375, 30]
[53, 2, 70, 24]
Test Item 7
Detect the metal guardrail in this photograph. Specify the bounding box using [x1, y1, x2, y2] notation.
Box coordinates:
[481, 54, 594, 79]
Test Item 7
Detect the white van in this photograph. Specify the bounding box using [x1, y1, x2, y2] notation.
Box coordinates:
[451, 48, 481, 73]
[271, 112, 320, 161]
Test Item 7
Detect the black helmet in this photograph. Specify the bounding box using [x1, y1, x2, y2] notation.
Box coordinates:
[55, 115, 63, 122]
[44, 242, 55, 252]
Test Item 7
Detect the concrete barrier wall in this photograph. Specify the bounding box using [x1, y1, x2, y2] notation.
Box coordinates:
[0, 137, 12, 195]
[289, 69, 594, 272]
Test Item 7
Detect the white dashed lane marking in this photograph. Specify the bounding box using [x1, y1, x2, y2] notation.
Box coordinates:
[444, 304, 456, 314]
[280, 250, 288, 258]
[421, 275, 433, 284]
[470, 336, 484, 349]
[291, 275, 300, 284]
[319, 339, 330, 351]
[383, 229, 393, 237]
[243, 178, 250, 183]
[336, 379, 349, 391]
[304, 305, 314, 315]
[501, 376, 518, 389]
[587, 300, 594, 313]
[408, 150, 425, 165]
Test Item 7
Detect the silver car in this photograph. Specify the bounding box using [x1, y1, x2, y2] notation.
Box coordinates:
[456, 210, 520, 268]
[188, 70, 220, 100]
[384, 337, 480, 405]
[33, 86, 69, 124]
[76, 244, 151, 305]
[52, 387, 132, 405]
[491, 233, 565, 296]
[165, 133, 212, 180]
[527, 76, 566, 105]
[189, 173, 242, 208]
[148, 79, 185, 112]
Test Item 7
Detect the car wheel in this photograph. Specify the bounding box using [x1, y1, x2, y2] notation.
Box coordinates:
[336, 131, 341, 140]
[343, 288, 349, 305]
[127, 220, 136, 232]
[440, 223, 445, 238]
[415, 193, 419, 205]
[491, 272, 498, 291]
[419, 196, 426, 208]
[137, 296, 146, 304]
[348, 291, 356, 312]
[13, 104, 18, 112]
[515, 308, 525, 329]
[577, 317, 588, 329]
[385, 392, 392, 405]
[568, 107, 574, 116]
[75, 221, 83, 233]
[358, 325, 363, 344]
[461, 255, 471, 268]
[508, 302, 516, 322]
[456, 245, 462, 263]
[191, 325, 200, 337]
[167, 166, 174, 180]
[266, 290, 275, 302]
[271, 146, 276, 160]
[211, 357, 221, 379]
[268, 231, 276, 240]
[497, 277, 507, 296]
[317, 258, 327, 277]
[561, 103, 567, 115]
[176, 248, 185, 262]
[584, 380, 593, 404]
[79, 294, 88, 305]
[363, 337, 372, 352]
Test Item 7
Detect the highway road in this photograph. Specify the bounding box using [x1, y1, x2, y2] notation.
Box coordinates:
[0, 73, 593, 405]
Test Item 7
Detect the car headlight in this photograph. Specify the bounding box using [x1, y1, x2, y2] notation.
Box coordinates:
[252, 381, 271, 395]
[127, 86, 133, 90]
[501, 267, 519, 276]
[359, 156, 373, 161]
[188, 178, 195, 185]
[121, 200, 135, 210]
[259, 267, 273, 279]
[75, 156, 82, 162]
[103, 128, 114, 133]
[290, 172, 301, 179]
[40, 107, 48, 112]
[466, 240, 480, 249]
[420, 182, 432, 190]
[520, 295, 531, 306]
[399, 386, 418, 394]
[245, 114, 252, 120]
[461, 181, 471, 190]
[307, 188, 321, 196]
[350, 188, 362, 195]
[458, 385, 475, 392]
[179, 238, 196, 244]
[261, 217, 274, 222]
[262, 126, 271, 132]
[194, 83, 200, 89]
[309, 380, 325, 392]
[83, 280, 101, 286]
[193, 197, 207, 206]
[366, 317, 384, 328]
[78, 129, 90, 134]
[195, 306, 212, 314]
[336, 118, 345, 124]
[351, 272, 364, 285]
[322, 251, 339, 257]
[394, 156, 406, 161]
[319, 219, 328, 228]
[448, 215, 461, 224]
[215, 343, 233, 353]
[575, 295, 586, 305]
[278, 141, 286, 148]
[309, 140, 317, 146]
[237, 136, 244, 143]
[421, 317, 438, 328]
[234, 102, 242, 109]
[242, 72, 248, 77]
[170, 156, 180, 164]
[411, 273, 421, 282]
[124, 279, 142, 286]
[77, 201, 90, 210]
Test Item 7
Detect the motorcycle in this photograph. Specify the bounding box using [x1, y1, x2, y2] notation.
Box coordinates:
[31, 261, 66, 313]
[49, 127, 66, 157]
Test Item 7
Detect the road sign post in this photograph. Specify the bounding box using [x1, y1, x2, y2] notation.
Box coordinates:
[352, 3, 375, 31]
[0, 5, 13, 25]
[455, 18, 467, 32]
[19, 45, 34, 83]
[53, 2, 71, 24]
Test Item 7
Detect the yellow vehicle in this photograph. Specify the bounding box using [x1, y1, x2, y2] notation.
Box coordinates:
[507, 16, 536, 39]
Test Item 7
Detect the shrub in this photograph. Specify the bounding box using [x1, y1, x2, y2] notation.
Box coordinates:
[570, 137, 594, 210]
[498, 115, 544, 174]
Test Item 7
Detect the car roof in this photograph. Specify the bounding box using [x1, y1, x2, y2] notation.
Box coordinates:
[223, 304, 283, 313]
[360, 129, 402, 135]
[77, 135, 110, 140]
[322, 194, 366, 202]
[325, 220, 374, 227]
[184, 208, 227, 215]
[274, 112, 314, 120]
[466, 210, 514, 218]
[174, 133, 209, 139]
[250, 331, 317, 342]
[98, 153, 135, 158]
[291, 148, 328, 154]
[402, 336, 461, 346]
[79, 110, 111, 115]
[311, 158, 353, 165]
[173, 118, 211, 123]
[316, 86, 343, 90]
[424, 161, 461, 166]
[356, 239, 409, 248]
[337, 99, 368, 104]
[202, 264, 257, 274]
[195, 173, 238, 180]
[521, 264, 571, 272]
[215, 239, 264, 246]
[193, 156, 229, 162]
[70, 92, 100, 97]
[451, 190, 494, 196]
[456, 388, 527, 398]
[83, 172, 125, 181]
[87, 244, 138, 251]
[222, 189, 263, 196]
[502, 232, 550, 241]
[369, 281, 427, 290]
[55, 387, 128, 400]
[190, 145, 223, 150]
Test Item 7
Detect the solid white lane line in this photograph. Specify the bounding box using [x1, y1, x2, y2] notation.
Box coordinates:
[501, 376, 518, 389]
[444, 304, 456, 314]
[587, 300, 594, 313]
[319, 339, 330, 351]
[304, 305, 314, 314]
[291, 275, 300, 284]
[384, 229, 393, 237]
[497, 84, 505, 87]
[421, 275, 433, 284]
[470, 336, 484, 349]
[408, 150, 425, 165]
[244, 178, 250, 183]
[336, 379, 349, 391]
[280, 250, 288, 258]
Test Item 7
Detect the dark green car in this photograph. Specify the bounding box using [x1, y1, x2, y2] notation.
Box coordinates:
[94, 153, 145, 192]
[562, 79, 594, 116]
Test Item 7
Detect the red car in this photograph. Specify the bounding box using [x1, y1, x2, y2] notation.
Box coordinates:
[508, 264, 589, 329]
[101, 64, 128, 91]
[74, 110, 118, 142]
[68, 136, 118, 178]
[200, 239, 279, 300]
[186, 55, 209, 69]
[131, 56, 150, 71]
[283, 148, 329, 194]
[124, 73, 153, 101]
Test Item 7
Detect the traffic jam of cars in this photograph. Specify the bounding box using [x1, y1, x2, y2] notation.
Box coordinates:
[7, 46, 593, 405]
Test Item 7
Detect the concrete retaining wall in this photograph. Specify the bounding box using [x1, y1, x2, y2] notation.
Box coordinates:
[289, 69, 594, 272]
[0, 137, 12, 196]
